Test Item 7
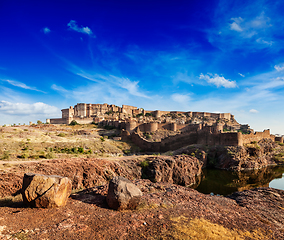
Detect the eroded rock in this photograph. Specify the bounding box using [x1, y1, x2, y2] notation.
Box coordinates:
[106, 176, 142, 210]
[22, 173, 72, 208]
[143, 155, 203, 186]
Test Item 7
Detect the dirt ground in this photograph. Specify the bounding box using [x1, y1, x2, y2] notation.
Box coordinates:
[0, 180, 283, 239]
[0, 157, 283, 240]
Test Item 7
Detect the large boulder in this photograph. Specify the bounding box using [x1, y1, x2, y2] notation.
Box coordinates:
[22, 173, 72, 208]
[106, 176, 142, 210]
[143, 155, 203, 186]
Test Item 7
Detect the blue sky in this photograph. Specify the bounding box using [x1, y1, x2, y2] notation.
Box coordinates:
[1, 0, 284, 134]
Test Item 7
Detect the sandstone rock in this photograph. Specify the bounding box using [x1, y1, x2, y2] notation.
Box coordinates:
[106, 176, 142, 210]
[143, 155, 203, 186]
[22, 173, 72, 208]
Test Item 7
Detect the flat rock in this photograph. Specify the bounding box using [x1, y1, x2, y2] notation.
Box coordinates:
[21, 173, 72, 208]
[106, 176, 142, 210]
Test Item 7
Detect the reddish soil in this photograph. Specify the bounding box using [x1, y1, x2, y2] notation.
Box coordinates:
[0, 157, 283, 239]
[0, 181, 283, 239]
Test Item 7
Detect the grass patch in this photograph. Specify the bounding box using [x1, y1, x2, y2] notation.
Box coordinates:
[57, 132, 66, 137]
[170, 216, 270, 240]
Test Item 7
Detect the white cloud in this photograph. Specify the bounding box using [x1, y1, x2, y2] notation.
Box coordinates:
[274, 63, 284, 72]
[73, 69, 150, 99]
[43, 27, 50, 34]
[0, 101, 59, 115]
[199, 73, 237, 88]
[229, 13, 272, 39]
[238, 73, 245, 77]
[249, 109, 259, 113]
[51, 84, 68, 93]
[1, 79, 45, 93]
[67, 20, 94, 36]
[230, 17, 243, 32]
[171, 93, 191, 104]
[256, 38, 273, 46]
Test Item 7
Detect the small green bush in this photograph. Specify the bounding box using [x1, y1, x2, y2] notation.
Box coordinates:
[100, 137, 105, 142]
[140, 160, 149, 168]
[19, 153, 29, 159]
[71, 147, 78, 153]
[58, 132, 66, 137]
[1, 151, 10, 160]
[69, 120, 79, 126]
[78, 147, 84, 153]
[45, 152, 54, 159]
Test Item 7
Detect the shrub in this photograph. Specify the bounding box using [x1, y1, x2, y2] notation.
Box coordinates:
[136, 113, 144, 118]
[45, 152, 54, 159]
[78, 147, 84, 153]
[1, 151, 10, 160]
[58, 132, 66, 137]
[37, 120, 42, 125]
[69, 120, 79, 126]
[140, 160, 149, 168]
[100, 137, 105, 142]
[71, 147, 78, 153]
[19, 153, 29, 159]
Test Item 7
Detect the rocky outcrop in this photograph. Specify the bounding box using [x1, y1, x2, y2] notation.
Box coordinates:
[142, 155, 203, 186]
[228, 187, 284, 229]
[174, 139, 283, 171]
[106, 176, 142, 210]
[209, 139, 281, 171]
[21, 173, 72, 208]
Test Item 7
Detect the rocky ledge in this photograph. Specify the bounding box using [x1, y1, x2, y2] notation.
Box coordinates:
[0, 180, 283, 239]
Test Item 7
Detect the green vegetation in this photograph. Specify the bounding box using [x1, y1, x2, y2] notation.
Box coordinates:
[135, 113, 144, 118]
[140, 159, 150, 168]
[69, 120, 79, 126]
[238, 129, 250, 134]
[57, 132, 66, 137]
[105, 110, 114, 115]
[145, 112, 153, 117]
[1, 151, 10, 160]
[103, 125, 116, 130]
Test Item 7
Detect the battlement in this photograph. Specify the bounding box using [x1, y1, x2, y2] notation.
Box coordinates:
[47, 103, 281, 150]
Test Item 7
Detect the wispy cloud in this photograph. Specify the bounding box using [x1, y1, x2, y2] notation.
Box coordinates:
[274, 63, 284, 72]
[0, 101, 59, 115]
[43, 27, 50, 34]
[65, 63, 150, 99]
[238, 73, 245, 77]
[209, 3, 277, 51]
[51, 84, 69, 93]
[67, 20, 95, 37]
[199, 73, 237, 88]
[249, 109, 259, 113]
[171, 93, 191, 104]
[1, 79, 45, 93]
[229, 12, 272, 39]
[230, 17, 244, 32]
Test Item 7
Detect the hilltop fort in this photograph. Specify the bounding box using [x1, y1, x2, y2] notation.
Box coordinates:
[47, 103, 283, 151]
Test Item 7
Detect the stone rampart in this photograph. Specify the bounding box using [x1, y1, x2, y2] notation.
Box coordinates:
[240, 130, 274, 145]
[50, 118, 68, 124]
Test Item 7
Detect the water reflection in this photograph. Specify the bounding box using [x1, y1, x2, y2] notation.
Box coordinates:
[192, 166, 284, 196]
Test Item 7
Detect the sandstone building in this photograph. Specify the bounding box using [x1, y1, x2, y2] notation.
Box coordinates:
[47, 103, 282, 151]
